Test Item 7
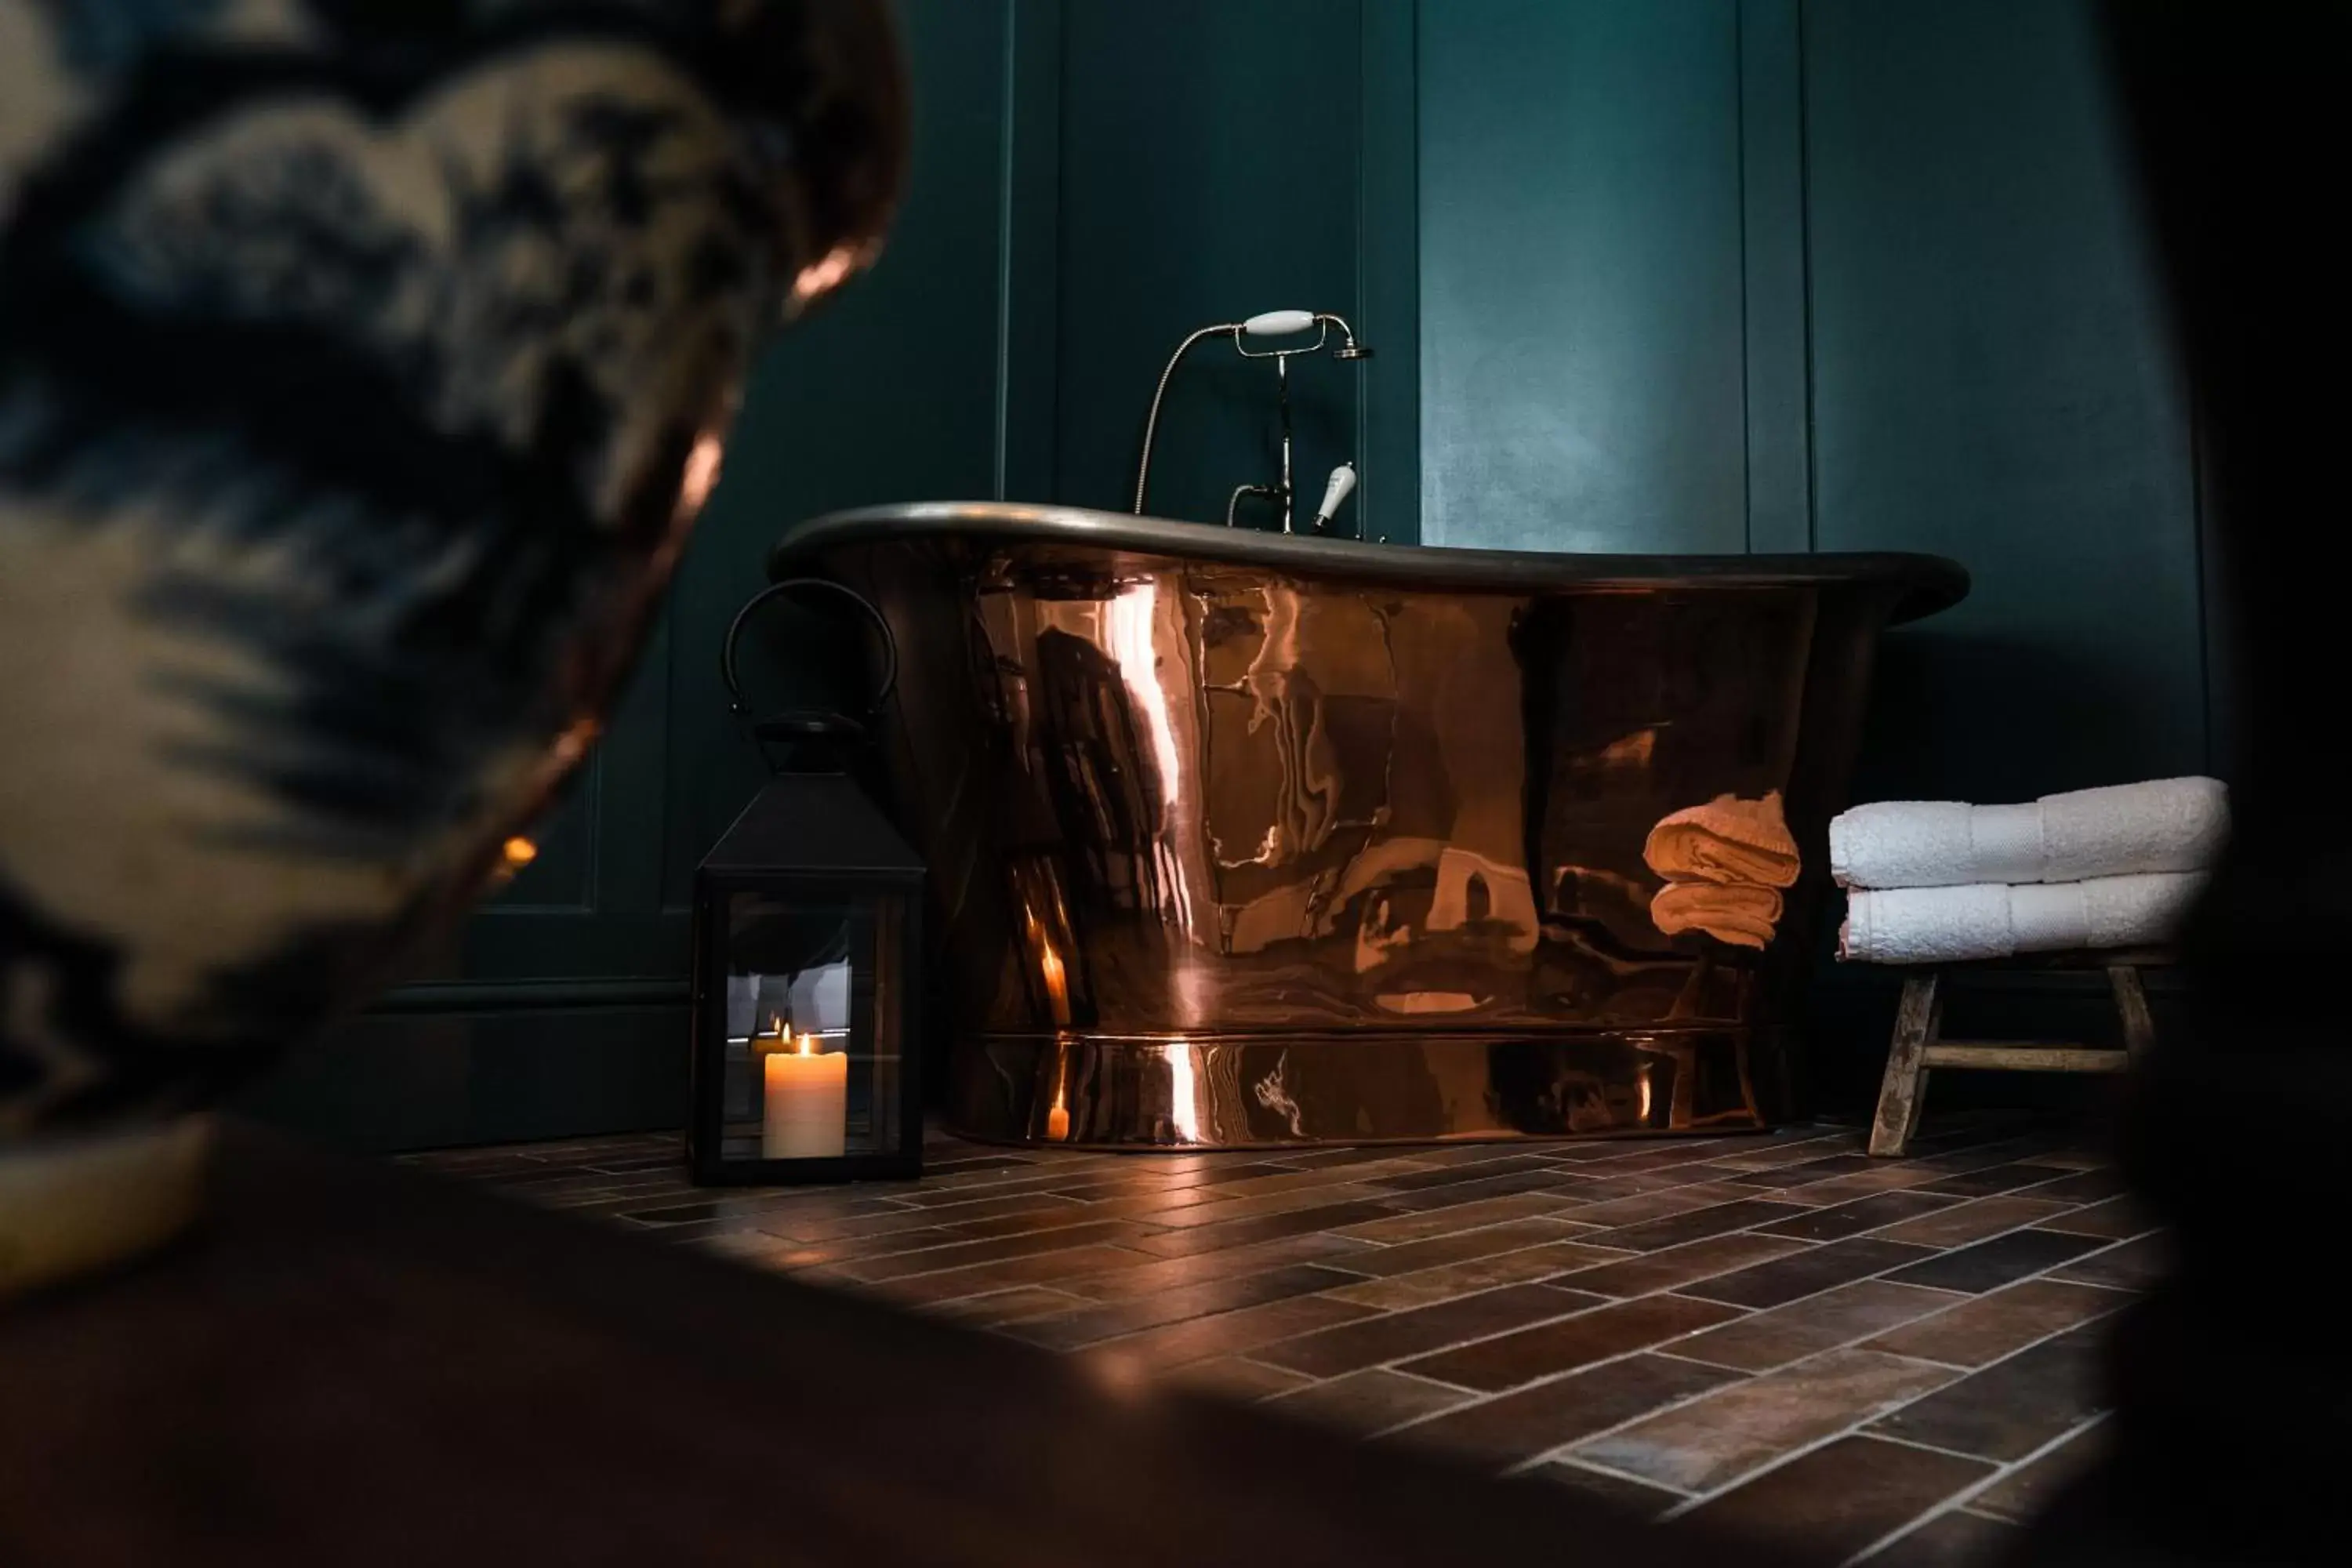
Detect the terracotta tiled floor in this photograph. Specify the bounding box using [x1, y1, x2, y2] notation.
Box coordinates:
[411, 1117, 2153, 1565]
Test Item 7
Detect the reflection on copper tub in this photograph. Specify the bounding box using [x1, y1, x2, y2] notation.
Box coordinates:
[771, 503, 1965, 1149]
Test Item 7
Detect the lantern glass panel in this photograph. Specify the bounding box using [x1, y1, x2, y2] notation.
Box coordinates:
[713, 889, 907, 1163]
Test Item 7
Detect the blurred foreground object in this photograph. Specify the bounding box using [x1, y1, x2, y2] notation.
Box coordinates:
[0, 0, 906, 1296]
[2008, 4, 2352, 1563]
[0, 1120, 1801, 1567]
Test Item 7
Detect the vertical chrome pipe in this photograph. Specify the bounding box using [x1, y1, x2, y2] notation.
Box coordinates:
[1275, 354, 1294, 532]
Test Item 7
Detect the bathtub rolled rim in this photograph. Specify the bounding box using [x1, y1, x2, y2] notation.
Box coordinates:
[770, 500, 1968, 624]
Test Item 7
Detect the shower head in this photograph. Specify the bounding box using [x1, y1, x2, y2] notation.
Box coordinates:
[1317, 311, 1372, 359]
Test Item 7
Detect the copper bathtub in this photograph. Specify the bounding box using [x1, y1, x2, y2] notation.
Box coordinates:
[770, 503, 1965, 1149]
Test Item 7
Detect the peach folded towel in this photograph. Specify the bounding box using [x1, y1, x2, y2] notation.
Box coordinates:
[1838, 872, 2207, 964]
[1651, 883, 1783, 949]
[1643, 791, 1800, 889]
[1829, 777, 2227, 890]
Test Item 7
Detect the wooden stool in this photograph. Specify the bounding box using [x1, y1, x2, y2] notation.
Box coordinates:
[1867, 946, 2172, 1156]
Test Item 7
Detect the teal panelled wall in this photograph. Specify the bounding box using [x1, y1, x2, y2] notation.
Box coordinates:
[1805, 0, 2205, 804]
[1419, 0, 1748, 553]
[1051, 2, 1374, 534]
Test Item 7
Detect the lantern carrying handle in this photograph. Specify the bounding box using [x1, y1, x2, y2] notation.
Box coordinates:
[721, 578, 900, 731]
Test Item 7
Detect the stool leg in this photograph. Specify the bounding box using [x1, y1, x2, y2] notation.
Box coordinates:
[1870, 971, 1943, 1157]
[2110, 964, 2158, 1059]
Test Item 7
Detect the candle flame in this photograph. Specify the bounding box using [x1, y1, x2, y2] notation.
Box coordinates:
[765, 1019, 818, 1058]
[501, 837, 538, 868]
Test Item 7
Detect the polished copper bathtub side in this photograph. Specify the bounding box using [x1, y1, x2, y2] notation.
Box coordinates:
[778, 504, 1965, 1149]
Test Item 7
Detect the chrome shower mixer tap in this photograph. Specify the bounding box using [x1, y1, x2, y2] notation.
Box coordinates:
[1132, 310, 1370, 535]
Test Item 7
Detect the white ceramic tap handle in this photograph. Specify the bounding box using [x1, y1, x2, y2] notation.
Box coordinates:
[1314, 463, 1358, 528]
[1241, 309, 1317, 338]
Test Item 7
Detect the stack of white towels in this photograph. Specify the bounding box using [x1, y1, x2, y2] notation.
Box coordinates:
[1832, 777, 2230, 964]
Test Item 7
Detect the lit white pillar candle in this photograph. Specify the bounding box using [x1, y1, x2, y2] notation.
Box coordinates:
[761, 1026, 848, 1159]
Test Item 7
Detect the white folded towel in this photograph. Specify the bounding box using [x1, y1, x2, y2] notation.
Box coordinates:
[1830, 777, 2228, 890]
[1838, 872, 2207, 964]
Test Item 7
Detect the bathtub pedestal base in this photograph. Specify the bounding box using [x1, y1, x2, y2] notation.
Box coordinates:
[949, 1029, 1780, 1151]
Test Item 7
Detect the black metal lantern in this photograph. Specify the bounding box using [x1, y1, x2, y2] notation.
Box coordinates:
[688, 581, 923, 1185]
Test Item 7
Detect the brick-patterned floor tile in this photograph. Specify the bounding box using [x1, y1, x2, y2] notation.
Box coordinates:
[1719, 1153, 1882, 1190]
[1573, 1347, 1958, 1493]
[2034, 1195, 2159, 1241]
[1553, 1181, 1790, 1230]
[1340, 1217, 1597, 1276]
[1531, 1461, 1687, 1518]
[1915, 1163, 2081, 1199]
[1374, 1155, 1566, 1192]
[1882, 1229, 2105, 1294]
[1865, 1194, 2075, 1249]
[1399, 1293, 1745, 1392]
[1698, 1132, 1867, 1172]
[773, 1190, 1080, 1244]
[2048, 1232, 2172, 1292]
[1754, 1190, 1959, 1241]
[1053, 1229, 1377, 1301]
[1129, 1181, 1406, 1232]
[1257, 1283, 1604, 1379]
[1679, 1237, 1936, 1310]
[1868, 1327, 2107, 1461]
[1967, 1419, 2109, 1523]
[1549, 1232, 1813, 1299]
[1263, 1368, 1473, 1435]
[2010, 1167, 2127, 1203]
[1005, 1263, 1368, 1351]
[836, 1220, 1158, 1283]
[1391, 1352, 1740, 1468]
[1324, 1239, 1626, 1312]
[1126, 1200, 1399, 1258]
[724, 1223, 974, 1272]
[1672, 1279, 1962, 1373]
[1784, 1163, 1969, 1204]
[872, 1243, 1160, 1307]
[1858, 1507, 2020, 1566]
[1157, 1355, 1315, 1403]
[1682, 1436, 1994, 1562]
[1075, 1291, 1379, 1371]
[1375, 1167, 1593, 1211]
[1863, 1279, 2127, 1368]
[1332, 1193, 1587, 1243]
[1583, 1198, 1813, 1253]
[929, 1285, 1091, 1327]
